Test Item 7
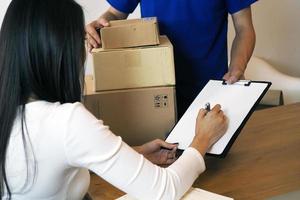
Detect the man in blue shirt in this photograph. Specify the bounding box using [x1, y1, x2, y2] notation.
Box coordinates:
[86, 0, 257, 117]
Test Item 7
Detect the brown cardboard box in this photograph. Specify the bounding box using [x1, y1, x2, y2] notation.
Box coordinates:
[101, 17, 160, 49]
[257, 90, 284, 110]
[84, 76, 177, 146]
[92, 36, 175, 92]
[259, 90, 284, 106]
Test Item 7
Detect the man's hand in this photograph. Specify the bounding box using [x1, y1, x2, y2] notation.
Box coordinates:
[134, 139, 178, 166]
[85, 7, 128, 52]
[223, 67, 245, 84]
[86, 18, 110, 52]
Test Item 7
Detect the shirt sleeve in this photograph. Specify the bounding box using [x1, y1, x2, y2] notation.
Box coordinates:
[64, 103, 206, 200]
[226, 0, 257, 14]
[107, 0, 140, 14]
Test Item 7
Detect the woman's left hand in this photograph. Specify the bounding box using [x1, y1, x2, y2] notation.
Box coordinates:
[134, 139, 178, 166]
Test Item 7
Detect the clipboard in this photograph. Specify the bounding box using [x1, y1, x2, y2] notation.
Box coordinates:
[166, 80, 272, 158]
[116, 187, 233, 200]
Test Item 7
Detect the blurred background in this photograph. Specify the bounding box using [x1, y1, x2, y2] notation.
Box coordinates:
[1, 0, 299, 77]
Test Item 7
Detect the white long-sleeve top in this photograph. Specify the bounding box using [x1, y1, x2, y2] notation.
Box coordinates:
[5, 101, 206, 200]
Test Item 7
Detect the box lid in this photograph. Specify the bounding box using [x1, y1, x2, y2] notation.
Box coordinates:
[92, 35, 171, 54]
[109, 17, 157, 27]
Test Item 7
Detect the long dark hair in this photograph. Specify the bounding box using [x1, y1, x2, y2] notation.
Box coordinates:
[0, 0, 86, 198]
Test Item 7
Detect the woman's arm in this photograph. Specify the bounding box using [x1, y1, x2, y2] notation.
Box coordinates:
[64, 103, 226, 200]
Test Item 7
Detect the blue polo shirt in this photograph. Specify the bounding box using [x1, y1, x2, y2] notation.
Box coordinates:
[107, 0, 257, 113]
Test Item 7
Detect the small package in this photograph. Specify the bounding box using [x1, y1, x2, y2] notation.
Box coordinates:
[101, 17, 160, 49]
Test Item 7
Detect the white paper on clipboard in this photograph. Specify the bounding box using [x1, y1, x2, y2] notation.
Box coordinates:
[116, 187, 233, 200]
[166, 80, 271, 156]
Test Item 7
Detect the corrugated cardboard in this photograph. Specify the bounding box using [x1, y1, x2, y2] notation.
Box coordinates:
[257, 90, 284, 110]
[259, 90, 284, 106]
[101, 17, 160, 49]
[84, 76, 177, 146]
[92, 36, 175, 92]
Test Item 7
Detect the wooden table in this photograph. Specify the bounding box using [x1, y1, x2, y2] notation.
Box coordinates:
[89, 103, 300, 200]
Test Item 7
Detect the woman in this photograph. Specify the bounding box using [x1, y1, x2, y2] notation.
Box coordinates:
[0, 0, 228, 199]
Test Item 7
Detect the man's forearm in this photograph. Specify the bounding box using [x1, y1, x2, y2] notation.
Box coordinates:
[229, 28, 255, 73]
[100, 6, 128, 21]
[229, 7, 256, 74]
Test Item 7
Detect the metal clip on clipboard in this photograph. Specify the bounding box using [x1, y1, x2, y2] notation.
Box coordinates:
[222, 79, 252, 86]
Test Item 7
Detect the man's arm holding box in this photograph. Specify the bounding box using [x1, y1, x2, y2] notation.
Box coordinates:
[86, 6, 128, 51]
[223, 7, 256, 84]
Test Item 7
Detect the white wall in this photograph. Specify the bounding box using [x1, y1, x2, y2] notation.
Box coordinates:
[228, 0, 300, 77]
[0, 0, 11, 26]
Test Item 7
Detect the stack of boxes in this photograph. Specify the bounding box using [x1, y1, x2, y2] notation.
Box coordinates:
[84, 18, 176, 146]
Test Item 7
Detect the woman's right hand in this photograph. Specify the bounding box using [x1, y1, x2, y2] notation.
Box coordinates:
[190, 104, 228, 156]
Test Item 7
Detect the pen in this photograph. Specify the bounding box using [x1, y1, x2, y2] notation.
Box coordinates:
[205, 102, 211, 112]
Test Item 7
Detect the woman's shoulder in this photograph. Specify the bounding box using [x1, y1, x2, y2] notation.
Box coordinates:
[25, 101, 101, 133]
[55, 101, 85, 112]
[52, 102, 92, 121]
[26, 101, 93, 122]
[56, 102, 100, 124]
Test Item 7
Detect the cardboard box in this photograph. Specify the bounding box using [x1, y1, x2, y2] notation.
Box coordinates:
[92, 36, 175, 92]
[84, 76, 177, 146]
[259, 90, 284, 106]
[101, 17, 160, 49]
[257, 90, 284, 110]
